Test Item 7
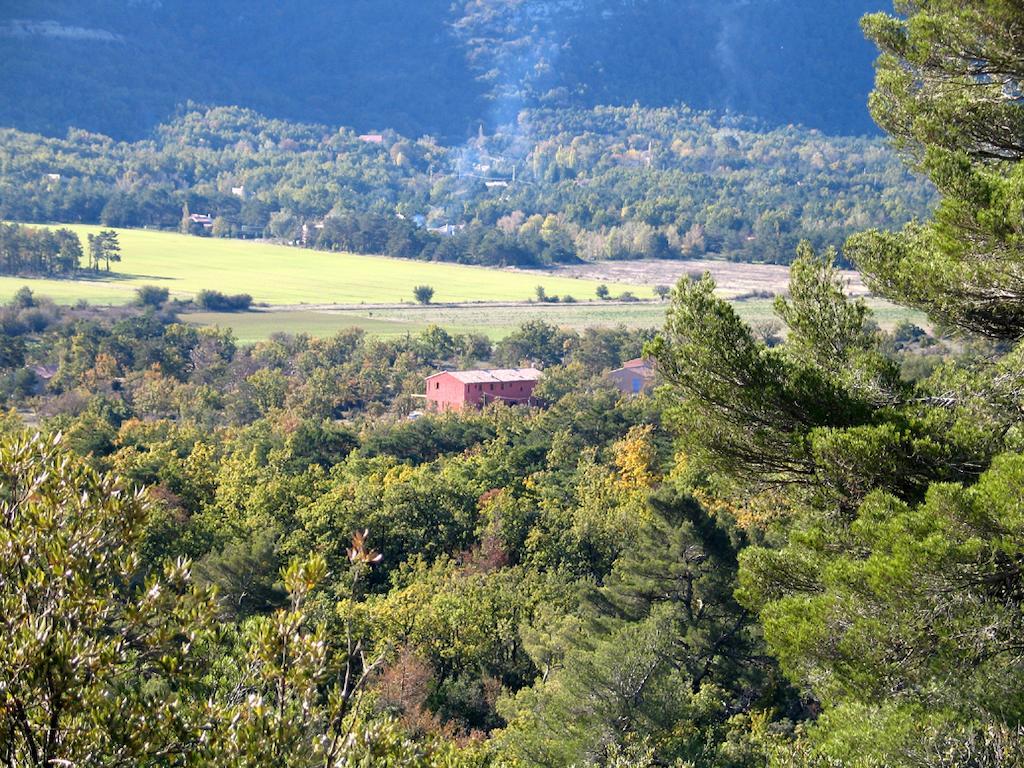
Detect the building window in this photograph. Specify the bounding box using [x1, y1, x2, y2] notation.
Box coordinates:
[436, 382, 440, 389]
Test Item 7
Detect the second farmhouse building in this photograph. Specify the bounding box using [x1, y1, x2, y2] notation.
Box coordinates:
[425, 368, 542, 412]
[607, 357, 656, 395]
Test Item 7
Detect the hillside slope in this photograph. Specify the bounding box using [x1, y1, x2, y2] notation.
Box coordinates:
[0, 104, 935, 267]
[0, 0, 890, 141]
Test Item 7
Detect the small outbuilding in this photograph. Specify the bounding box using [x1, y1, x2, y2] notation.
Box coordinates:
[189, 213, 214, 230]
[425, 368, 543, 412]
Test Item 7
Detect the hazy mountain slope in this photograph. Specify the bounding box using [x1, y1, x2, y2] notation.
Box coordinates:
[454, 0, 886, 136]
[0, 0, 484, 141]
[0, 0, 889, 141]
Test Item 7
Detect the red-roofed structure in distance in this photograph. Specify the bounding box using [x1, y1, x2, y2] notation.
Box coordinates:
[425, 368, 543, 412]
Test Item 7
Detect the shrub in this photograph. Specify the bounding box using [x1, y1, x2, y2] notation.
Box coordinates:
[535, 286, 563, 303]
[734, 289, 775, 301]
[413, 285, 435, 305]
[194, 289, 253, 312]
[893, 321, 928, 344]
[18, 307, 52, 333]
[11, 286, 34, 309]
[135, 285, 170, 307]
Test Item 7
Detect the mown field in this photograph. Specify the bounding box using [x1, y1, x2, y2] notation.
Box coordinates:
[185, 303, 672, 343]
[2, 224, 923, 342]
[0, 225, 646, 305]
[186, 298, 923, 344]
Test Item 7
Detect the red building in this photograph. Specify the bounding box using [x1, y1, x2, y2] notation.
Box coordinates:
[425, 368, 543, 412]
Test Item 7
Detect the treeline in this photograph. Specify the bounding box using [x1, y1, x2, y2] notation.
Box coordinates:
[315, 213, 579, 267]
[0, 222, 124, 277]
[0, 222, 84, 276]
[0, 104, 934, 267]
[0, 285, 651, 419]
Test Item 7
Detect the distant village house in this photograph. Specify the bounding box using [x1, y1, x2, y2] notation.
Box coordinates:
[427, 223, 465, 237]
[300, 220, 325, 245]
[425, 368, 543, 412]
[189, 213, 214, 229]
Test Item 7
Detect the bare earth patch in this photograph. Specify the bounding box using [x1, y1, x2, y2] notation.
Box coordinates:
[533, 259, 868, 299]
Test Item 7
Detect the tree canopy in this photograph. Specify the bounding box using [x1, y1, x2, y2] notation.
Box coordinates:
[647, 1, 1024, 762]
[851, 0, 1024, 338]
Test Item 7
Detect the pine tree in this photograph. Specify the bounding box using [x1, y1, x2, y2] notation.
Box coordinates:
[99, 229, 121, 271]
[497, 487, 794, 766]
[86, 232, 102, 271]
[849, 0, 1024, 339]
[649, 2, 1024, 760]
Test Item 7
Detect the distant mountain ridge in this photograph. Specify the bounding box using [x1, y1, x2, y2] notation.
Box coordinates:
[0, 0, 890, 141]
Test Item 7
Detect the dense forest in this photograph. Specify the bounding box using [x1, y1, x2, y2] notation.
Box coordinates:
[0, 0, 887, 141]
[0, 274, 953, 766]
[0, 104, 933, 266]
[4, 0, 1024, 766]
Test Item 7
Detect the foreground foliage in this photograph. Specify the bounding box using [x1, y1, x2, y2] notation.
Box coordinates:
[648, 1, 1024, 762]
[0, 433, 488, 767]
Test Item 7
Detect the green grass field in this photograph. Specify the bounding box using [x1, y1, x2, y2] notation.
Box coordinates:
[0, 225, 647, 306]
[185, 303, 672, 343]
[1, 224, 923, 343]
[185, 298, 923, 344]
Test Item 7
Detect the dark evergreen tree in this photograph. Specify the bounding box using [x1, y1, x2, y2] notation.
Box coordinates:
[650, 2, 1024, 761]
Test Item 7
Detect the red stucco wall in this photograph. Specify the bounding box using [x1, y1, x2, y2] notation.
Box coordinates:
[426, 373, 467, 412]
[462, 379, 537, 408]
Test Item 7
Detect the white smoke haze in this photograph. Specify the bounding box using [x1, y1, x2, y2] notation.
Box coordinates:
[0, 19, 124, 42]
[441, 0, 888, 192]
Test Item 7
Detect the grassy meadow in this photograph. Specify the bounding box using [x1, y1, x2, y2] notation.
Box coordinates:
[0, 225, 647, 306]
[2, 224, 923, 342]
[186, 297, 922, 344]
[185, 303, 674, 343]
